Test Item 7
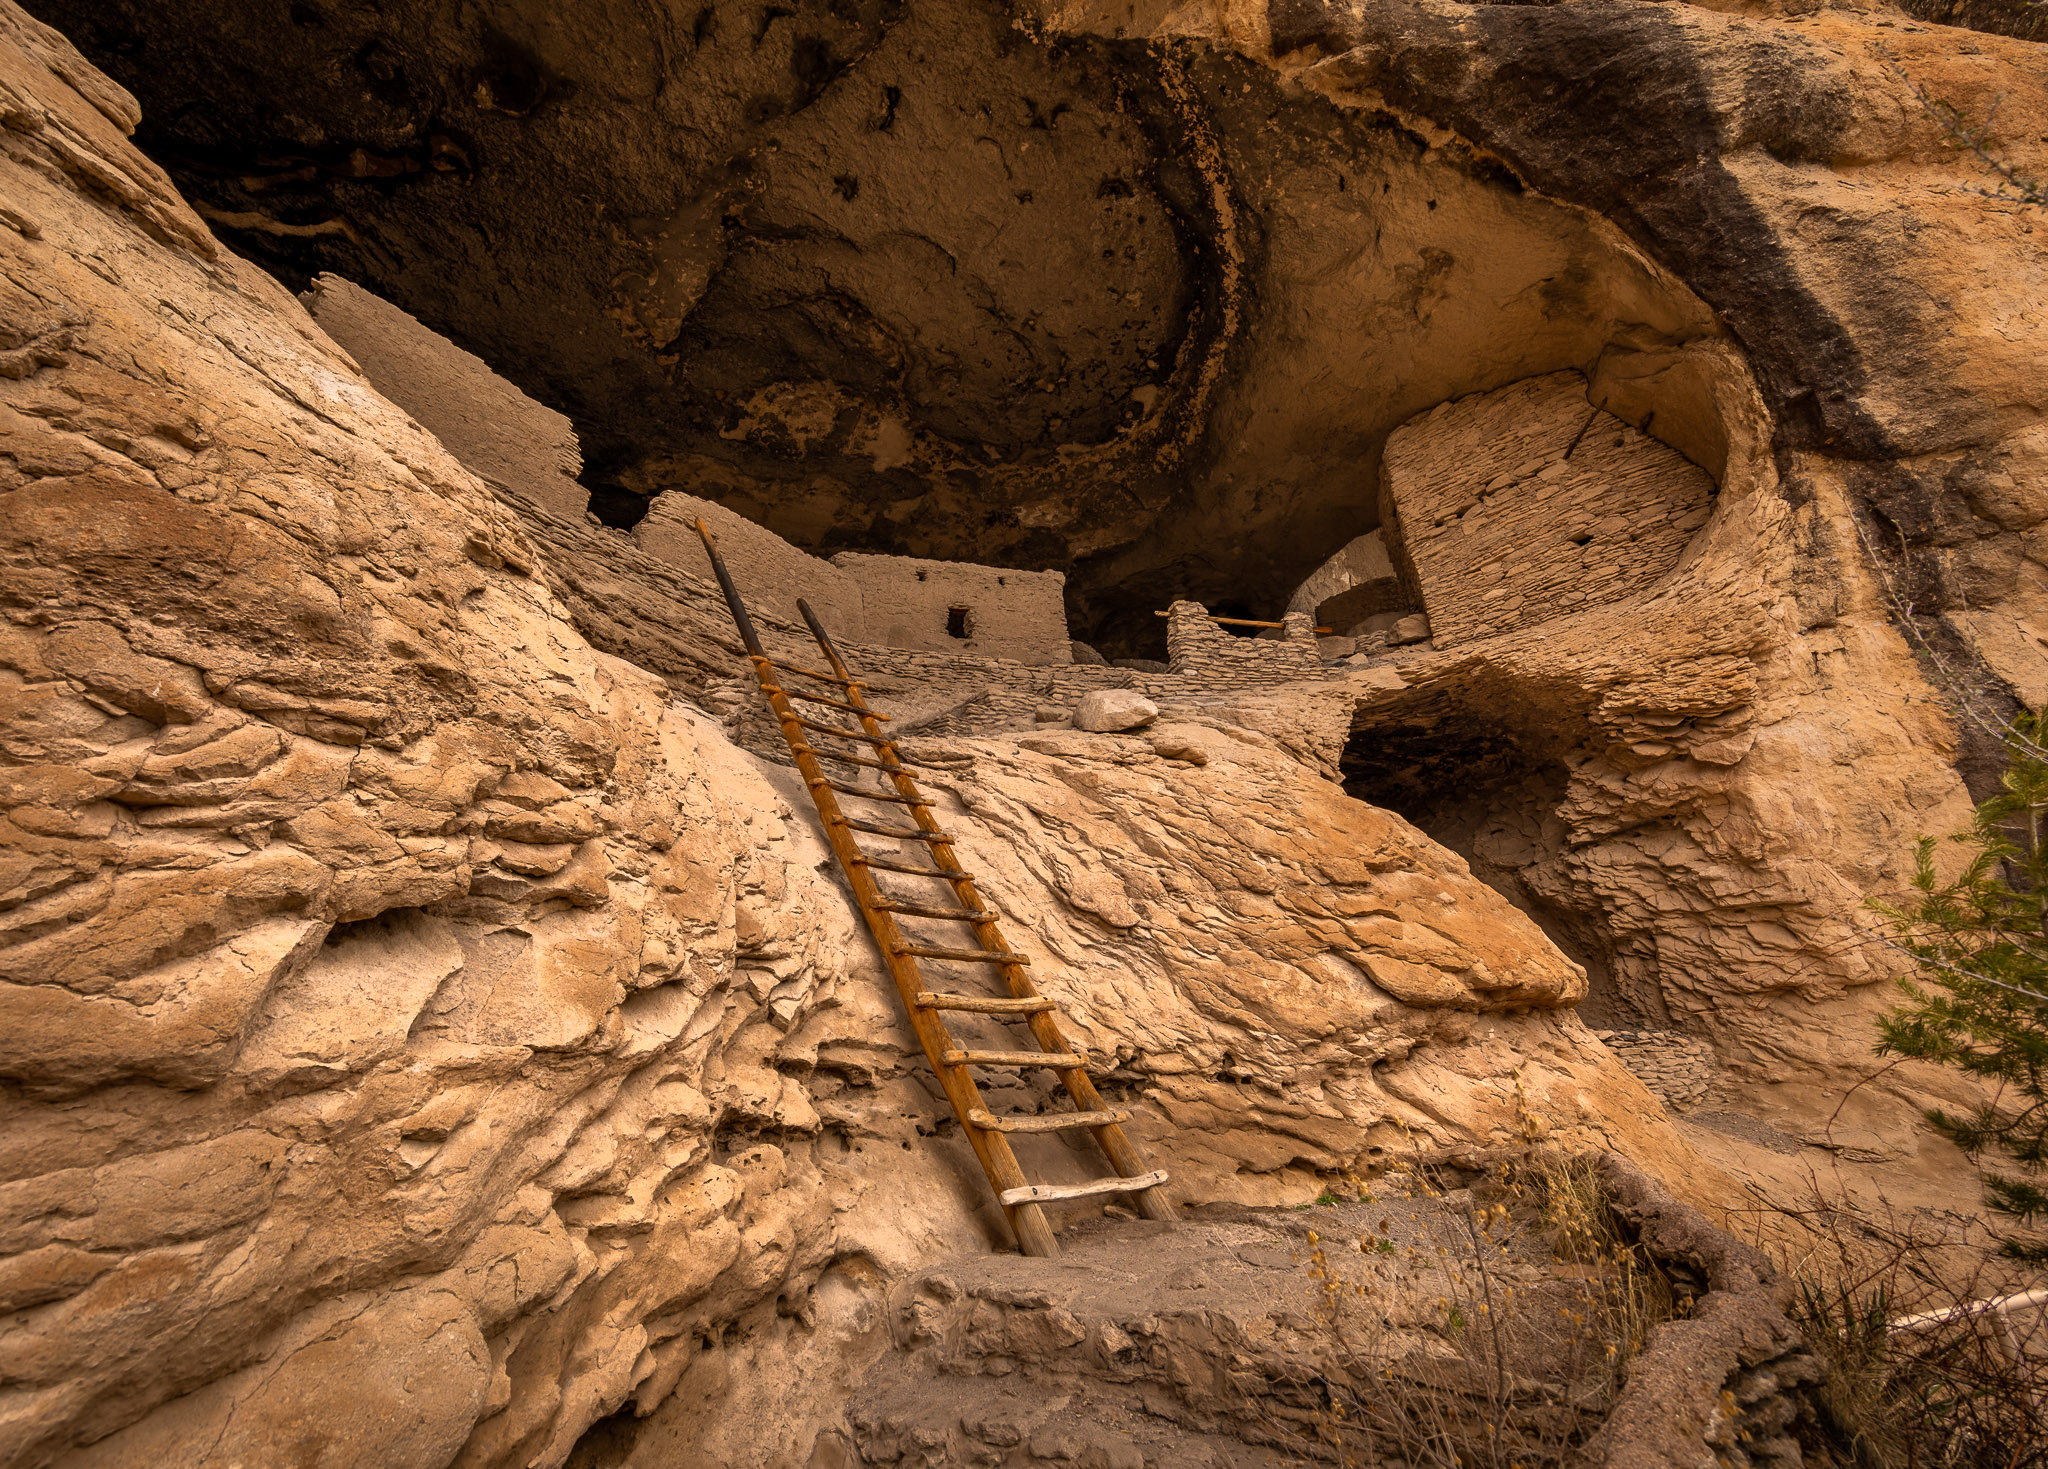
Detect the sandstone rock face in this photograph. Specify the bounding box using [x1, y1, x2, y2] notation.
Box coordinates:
[6, 0, 2047, 1463]
[0, 14, 1701, 1467]
[300, 274, 587, 522]
[0, 17, 857, 1463]
[794, 1156, 1821, 1469]
[1070, 690, 1158, 733]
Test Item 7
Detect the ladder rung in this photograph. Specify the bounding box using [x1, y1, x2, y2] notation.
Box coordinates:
[838, 817, 952, 842]
[784, 688, 888, 719]
[695, 520, 1178, 1255]
[968, 1107, 1131, 1134]
[815, 750, 939, 775]
[896, 944, 1029, 964]
[879, 899, 994, 921]
[999, 1170, 1170, 1207]
[790, 718, 895, 747]
[815, 780, 921, 806]
[942, 1048, 1082, 1069]
[914, 991, 1053, 1014]
[753, 654, 856, 687]
[852, 855, 960, 878]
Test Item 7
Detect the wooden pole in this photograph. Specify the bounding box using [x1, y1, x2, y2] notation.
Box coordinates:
[692, 519, 1061, 1256]
[798, 600, 1178, 1226]
[1152, 610, 1333, 633]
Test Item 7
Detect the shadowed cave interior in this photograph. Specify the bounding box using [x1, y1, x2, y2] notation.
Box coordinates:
[38, 0, 1732, 660]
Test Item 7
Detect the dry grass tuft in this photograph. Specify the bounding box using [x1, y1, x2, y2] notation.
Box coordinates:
[1281, 1142, 1687, 1468]
[1753, 1194, 2048, 1469]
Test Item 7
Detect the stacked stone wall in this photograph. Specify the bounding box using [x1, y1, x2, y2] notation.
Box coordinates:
[302, 274, 587, 521]
[1594, 1029, 1716, 1110]
[1380, 371, 1714, 649]
[831, 552, 1072, 665]
[1164, 601, 1322, 685]
[633, 489, 868, 641]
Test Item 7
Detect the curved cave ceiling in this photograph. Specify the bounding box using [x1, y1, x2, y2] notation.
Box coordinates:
[36, 0, 1731, 653]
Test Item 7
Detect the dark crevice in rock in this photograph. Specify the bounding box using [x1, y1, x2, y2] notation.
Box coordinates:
[585, 481, 652, 530]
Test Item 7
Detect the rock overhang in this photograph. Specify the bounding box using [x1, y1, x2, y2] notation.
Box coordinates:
[34, 0, 1795, 654]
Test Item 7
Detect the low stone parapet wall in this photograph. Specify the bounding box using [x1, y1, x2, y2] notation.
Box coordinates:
[1164, 600, 1322, 684]
[1593, 1028, 1717, 1111]
[499, 499, 1360, 771]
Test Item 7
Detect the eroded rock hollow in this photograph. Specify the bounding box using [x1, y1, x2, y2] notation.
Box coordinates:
[40, 0, 1859, 654]
[2, 0, 2045, 1463]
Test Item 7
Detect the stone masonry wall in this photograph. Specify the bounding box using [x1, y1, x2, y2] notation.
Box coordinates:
[1164, 601, 1322, 685]
[302, 274, 587, 521]
[307, 275, 873, 643]
[1593, 1029, 1717, 1110]
[1379, 371, 1714, 650]
[304, 277, 1341, 752]
[830, 552, 1072, 665]
[710, 638, 1355, 779]
[633, 488, 868, 642]
[477, 488, 1357, 773]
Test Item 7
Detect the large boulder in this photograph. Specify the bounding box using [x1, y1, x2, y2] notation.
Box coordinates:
[1072, 689, 1160, 733]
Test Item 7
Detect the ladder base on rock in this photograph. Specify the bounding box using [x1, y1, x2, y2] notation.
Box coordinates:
[693, 517, 1175, 1257]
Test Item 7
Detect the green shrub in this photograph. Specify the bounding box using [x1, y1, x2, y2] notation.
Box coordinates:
[1874, 707, 2048, 1256]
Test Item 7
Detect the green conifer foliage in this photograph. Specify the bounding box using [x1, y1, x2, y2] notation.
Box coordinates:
[1875, 710, 2048, 1253]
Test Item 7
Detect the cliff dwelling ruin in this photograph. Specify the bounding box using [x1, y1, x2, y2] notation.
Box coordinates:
[3, 0, 2047, 1463]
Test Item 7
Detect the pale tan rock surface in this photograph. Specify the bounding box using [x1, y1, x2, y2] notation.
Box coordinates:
[0, 13, 1700, 1467]
[1070, 689, 1158, 732]
[301, 274, 588, 523]
[5, 0, 2046, 1463]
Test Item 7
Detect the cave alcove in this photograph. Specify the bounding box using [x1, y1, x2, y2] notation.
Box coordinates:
[34, 0, 1743, 658]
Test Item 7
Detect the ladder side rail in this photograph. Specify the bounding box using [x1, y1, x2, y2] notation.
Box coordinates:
[796, 599, 1177, 1223]
[784, 717, 1054, 1250]
[695, 522, 1059, 1257]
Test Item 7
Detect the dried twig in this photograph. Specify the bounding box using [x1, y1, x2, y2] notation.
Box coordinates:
[1881, 47, 2046, 210]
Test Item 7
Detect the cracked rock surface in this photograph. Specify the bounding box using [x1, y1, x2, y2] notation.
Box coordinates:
[3, 0, 2046, 1464]
[0, 14, 1701, 1465]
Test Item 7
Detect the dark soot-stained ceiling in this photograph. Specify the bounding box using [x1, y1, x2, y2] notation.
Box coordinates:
[37, 0, 1724, 651]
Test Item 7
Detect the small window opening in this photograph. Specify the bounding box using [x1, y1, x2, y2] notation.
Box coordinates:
[946, 606, 972, 639]
[997, 575, 1007, 586]
[915, 569, 928, 582]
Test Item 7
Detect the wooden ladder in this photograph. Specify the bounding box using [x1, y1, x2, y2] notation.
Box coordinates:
[693, 519, 1175, 1256]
